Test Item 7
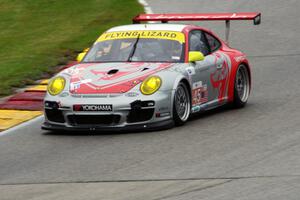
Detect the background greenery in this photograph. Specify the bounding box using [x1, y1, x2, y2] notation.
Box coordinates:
[0, 0, 143, 96]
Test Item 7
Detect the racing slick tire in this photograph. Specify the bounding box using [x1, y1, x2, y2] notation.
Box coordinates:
[173, 82, 191, 126]
[233, 64, 250, 108]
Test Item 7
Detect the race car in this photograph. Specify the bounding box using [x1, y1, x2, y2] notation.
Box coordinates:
[42, 13, 261, 131]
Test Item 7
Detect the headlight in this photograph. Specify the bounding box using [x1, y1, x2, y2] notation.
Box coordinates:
[140, 76, 162, 95]
[47, 76, 66, 96]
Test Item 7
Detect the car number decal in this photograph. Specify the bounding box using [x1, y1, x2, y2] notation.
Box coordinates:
[192, 81, 208, 106]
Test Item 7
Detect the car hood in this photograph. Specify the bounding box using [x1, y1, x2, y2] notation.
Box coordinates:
[65, 62, 174, 94]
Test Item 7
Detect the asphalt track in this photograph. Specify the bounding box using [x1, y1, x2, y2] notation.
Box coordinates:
[1, 0, 300, 199]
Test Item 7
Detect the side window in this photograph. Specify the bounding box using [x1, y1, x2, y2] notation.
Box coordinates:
[205, 33, 221, 52]
[189, 30, 210, 56]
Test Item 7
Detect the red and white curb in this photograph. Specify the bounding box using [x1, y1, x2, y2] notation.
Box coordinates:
[0, 62, 77, 132]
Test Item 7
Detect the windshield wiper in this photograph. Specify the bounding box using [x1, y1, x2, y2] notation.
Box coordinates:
[127, 35, 140, 62]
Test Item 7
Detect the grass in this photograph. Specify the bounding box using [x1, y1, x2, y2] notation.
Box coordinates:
[0, 0, 143, 96]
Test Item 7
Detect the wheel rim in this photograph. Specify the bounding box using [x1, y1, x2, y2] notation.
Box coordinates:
[236, 65, 250, 102]
[175, 85, 190, 121]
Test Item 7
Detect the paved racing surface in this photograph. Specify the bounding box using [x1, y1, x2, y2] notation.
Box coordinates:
[1, 1, 300, 199]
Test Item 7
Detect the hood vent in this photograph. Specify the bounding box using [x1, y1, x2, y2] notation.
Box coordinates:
[107, 69, 119, 75]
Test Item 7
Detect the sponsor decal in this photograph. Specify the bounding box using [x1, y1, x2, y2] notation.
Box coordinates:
[234, 55, 246, 62]
[125, 92, 139, 97]
[192, 105, 201, 113]
[159, 106, 169, 111]
[65, 67, 81, 75]
[59, 92, 69, 97]
[171, 56, 181, 60]
[96, 30, 185, 43]
[192, 81, 208, 106]
[70, 79, 92, 91]
[70, 82, 81, 91]
[73, 104, 113, 112]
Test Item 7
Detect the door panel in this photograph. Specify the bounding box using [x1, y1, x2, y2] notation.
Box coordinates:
[188, 30, 231, 112]
[192, 55, 214, 105]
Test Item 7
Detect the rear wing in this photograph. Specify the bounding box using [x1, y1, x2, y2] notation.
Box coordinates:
[133, 13, 261, 43]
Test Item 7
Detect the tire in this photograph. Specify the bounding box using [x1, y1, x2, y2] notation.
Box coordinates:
[173, 82, 191, 125]
[233, 64, 250, 108]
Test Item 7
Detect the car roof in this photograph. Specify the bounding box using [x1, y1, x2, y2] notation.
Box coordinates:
[106, 24, 189, 32]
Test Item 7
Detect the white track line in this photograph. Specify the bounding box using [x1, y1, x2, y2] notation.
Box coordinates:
[138, 0, 153, 14]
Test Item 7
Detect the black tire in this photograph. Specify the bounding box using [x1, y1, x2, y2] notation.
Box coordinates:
[173, 82, 191, 126]
[233, 64, 250, 108]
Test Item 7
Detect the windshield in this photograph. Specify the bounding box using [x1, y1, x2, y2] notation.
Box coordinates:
[83, 30, 185, 63]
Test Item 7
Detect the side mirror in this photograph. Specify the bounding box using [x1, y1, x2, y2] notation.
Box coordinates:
[76, 48, 89, 62]
[188, 51, 205, 63]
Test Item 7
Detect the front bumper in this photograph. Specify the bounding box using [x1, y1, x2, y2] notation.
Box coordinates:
[42, 90, 174, 132]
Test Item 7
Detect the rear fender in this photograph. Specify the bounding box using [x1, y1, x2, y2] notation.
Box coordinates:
[227, 55, 251, 102]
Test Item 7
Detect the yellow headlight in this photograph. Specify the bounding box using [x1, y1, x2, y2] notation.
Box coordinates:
[47, 76, 66, 96]
[140, 76, 162, 95]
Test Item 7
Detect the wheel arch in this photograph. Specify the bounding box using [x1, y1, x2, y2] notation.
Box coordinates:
[241, 62, 252, 88]
[171, 77, 192, 125]
[228, 61, 252, 102]
[181, 79, 192, 102]
[170, 76, 192, 117]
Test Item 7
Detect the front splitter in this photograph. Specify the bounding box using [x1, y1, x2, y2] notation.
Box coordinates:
[42, 119, 174, 133]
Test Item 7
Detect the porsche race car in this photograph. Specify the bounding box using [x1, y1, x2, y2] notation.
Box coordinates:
[42, 13, 261, 131]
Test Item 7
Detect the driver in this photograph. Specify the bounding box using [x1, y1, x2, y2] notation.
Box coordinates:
[94, 41, 111, 60]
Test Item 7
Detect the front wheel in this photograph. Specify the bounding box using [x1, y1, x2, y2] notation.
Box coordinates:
[173, 82, 191, 126]
[233, 64, 250, 108]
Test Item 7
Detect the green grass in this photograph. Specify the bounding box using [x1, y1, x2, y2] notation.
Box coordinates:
[0, 0, 143, 96]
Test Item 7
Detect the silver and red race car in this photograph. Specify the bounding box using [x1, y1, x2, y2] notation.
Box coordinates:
[42, 13, 261, 131]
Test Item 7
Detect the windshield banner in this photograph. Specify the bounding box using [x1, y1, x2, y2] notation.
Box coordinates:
[96, 30, 185, 43]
